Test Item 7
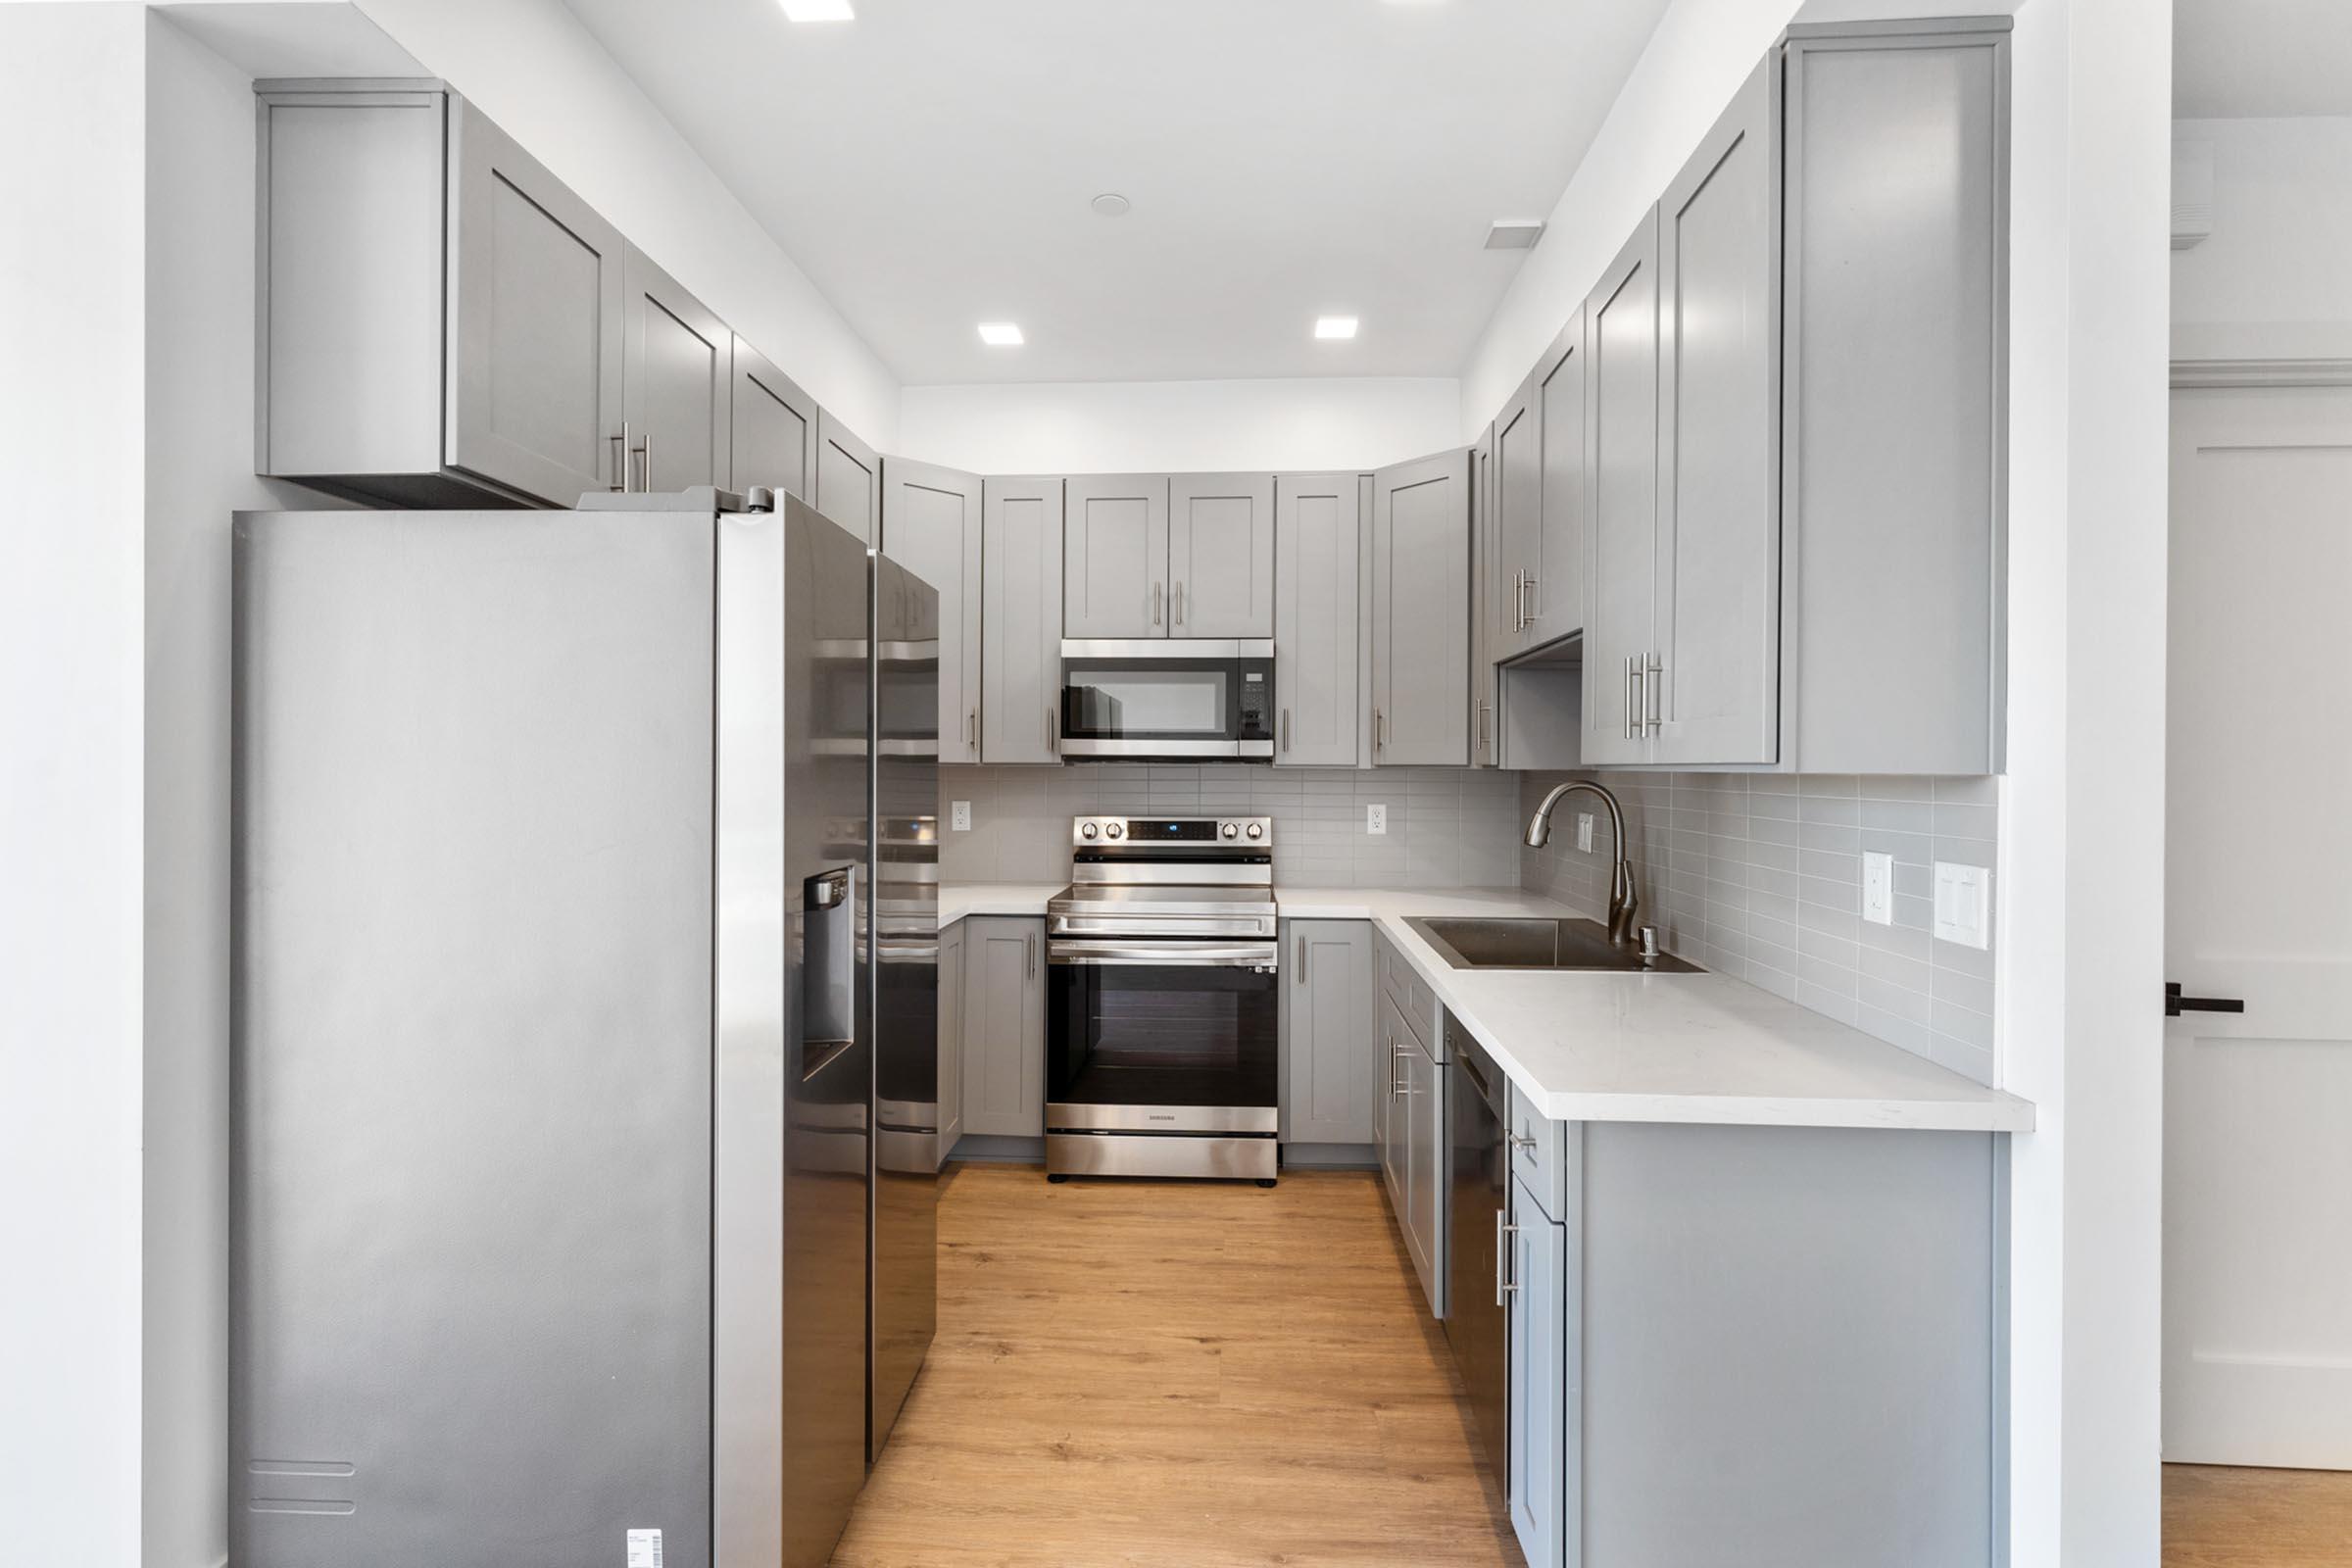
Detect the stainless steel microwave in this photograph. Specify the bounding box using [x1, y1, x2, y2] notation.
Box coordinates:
[1057, 640, 1275, 760]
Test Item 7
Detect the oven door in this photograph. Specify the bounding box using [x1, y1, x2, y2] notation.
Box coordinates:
[1046, 940, 1280, 1134]
[1058, 645, 1259, 760]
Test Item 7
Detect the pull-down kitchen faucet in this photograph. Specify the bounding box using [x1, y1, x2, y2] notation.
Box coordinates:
[1524, 779, 1641, 948]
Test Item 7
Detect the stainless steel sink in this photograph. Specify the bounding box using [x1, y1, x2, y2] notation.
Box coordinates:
[1403, 915, 1703, 974]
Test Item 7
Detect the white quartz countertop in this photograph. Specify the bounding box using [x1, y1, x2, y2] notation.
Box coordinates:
[938, 881, 2034, 1134]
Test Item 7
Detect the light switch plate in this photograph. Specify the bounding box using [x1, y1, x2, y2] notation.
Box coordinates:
[1576, 813, 1595, 854]
[1862, 852, 1893, 925]
[950, 800, 971, 832]
[1365, 803, 1388, 835]
[1933, 861, 1990, 949]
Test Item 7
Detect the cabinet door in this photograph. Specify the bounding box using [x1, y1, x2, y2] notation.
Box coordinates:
[815, 412, 880, 547]
[960, 917, 1045, 1138]
[1582, 213, 1662, 766]
[883, 458, 984, 764]
[1272, 474, 1361, 766]
[1530, 311, 1588, 650]
[1369, 450, 1472, 765]
[1654, 57, 1779, 765]
[1508, 1174, 1569, 1568]
[1282, 921, 1375, 1145]
[727, 335, 815, 503]
[938, 921, 966, 1155]
[1471, 428, 1500, 766]
[1378, 993, 1412, 1227]
[445, 95, 626, 502]
[1062, 475, 1169, 637]
[621, 243, 728, 492]
[1493, 370, 1541, 661]
[1409, 1042, 1446, 1315]
[981, 478, 1065, 763]
[1168, 473, 1275, 637]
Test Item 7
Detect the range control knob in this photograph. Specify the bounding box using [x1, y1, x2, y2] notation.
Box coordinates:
[1081, 822, 1099, 840]
[1246, 822, 1264, 840]
[1105, 821, 1125, 840]
[1220, 821, 1239, 839]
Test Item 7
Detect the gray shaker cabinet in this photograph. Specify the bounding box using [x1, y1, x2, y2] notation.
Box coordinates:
[1470, 428, 1500, 767]
[1279, 920, 1375, 1146]
[1168, 474, 1276, 637]
[815, 412, 880, 547]
[1272, 474, 1362, 767]
[1530, 311, 1588, 652]
[1581, 213, 1662, 766]
[726, 335, 815, 503]
[1369, 450, 1472, 766]
[882, 458, 985, 764]
[620, 243, 729, 493]
[1491, 370, 1541, 662]
[981, 478, 1065, 764]
[258, 84, 630, 506]
[1061, 475, 1170, 637]
[959, 916, 1046, 1139]
[938, 919, 966, 1157]
[1651, 58, 1779, 766]
[1508, 1169, 1570, 1568]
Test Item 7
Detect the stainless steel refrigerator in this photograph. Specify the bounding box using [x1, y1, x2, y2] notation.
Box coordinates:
[229, 488, 938, 1568]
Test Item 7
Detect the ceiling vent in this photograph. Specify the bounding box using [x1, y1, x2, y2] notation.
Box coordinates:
[1485, 220, 1546, 251]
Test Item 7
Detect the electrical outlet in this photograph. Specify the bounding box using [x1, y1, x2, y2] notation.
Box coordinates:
[1365, 803, 1388, 835]
[1862, 851, 1893, 925]
[1933, 861, 1991, 949]
[1575, 812, 1595, 854]
[950, 800, 971, 832]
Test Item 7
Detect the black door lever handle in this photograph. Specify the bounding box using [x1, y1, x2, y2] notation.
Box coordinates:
[2166, 982, 2245, 1018]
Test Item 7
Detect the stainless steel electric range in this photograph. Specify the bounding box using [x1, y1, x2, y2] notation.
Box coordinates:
[1044, 816, 1281, 1184]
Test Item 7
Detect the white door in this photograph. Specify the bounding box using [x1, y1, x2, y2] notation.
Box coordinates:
[2164, 384, 2352, 1467]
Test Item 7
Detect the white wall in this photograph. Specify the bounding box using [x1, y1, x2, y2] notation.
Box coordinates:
[897, 376, 1461, 474]
[356, 0, 903, 447]
[142, 15, 352, 1567]
[2173, 116, 2352, 360]
[2000, 0, 2172, 1563]
[0, 6, 150, 1565]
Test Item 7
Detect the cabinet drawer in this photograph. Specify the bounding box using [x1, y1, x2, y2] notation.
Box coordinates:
[1507, 1082, 1569, 1222]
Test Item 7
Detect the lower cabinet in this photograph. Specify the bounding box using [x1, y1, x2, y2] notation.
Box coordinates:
[1507, 1170, 1569, 1568]
[937, 920, 966, 1156]
[1279, 919, 1375, 1145]
[1376, 984, 1445, 1318]
[959, 915, 1045, 1138]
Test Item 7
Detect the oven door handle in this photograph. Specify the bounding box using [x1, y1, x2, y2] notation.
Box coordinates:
[1048, 914, 1277, 939]
[1047, 940, 1280, 968]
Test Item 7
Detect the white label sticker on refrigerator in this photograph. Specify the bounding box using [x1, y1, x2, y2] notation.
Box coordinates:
[626, 1529, 663, 1568]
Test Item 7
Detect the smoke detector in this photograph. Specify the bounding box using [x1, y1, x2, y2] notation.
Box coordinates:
[1091, 193, 1132, 218]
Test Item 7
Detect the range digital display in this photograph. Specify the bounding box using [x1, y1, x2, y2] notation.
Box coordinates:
[1126, 819, 1219, 842]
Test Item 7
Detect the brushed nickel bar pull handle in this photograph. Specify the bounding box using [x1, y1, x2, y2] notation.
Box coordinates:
[1624, 657, 1638, 740]
[1047, 706, 1058, 754]
[1295, 935, 1305, 980]
[609, 430, 626, 492]
[1025, 932, 1036, 977]
[1173, 582, 1185, 627]
[1644, 653, 1663, 738]
[1282, 708, 1292, 754]
[1152, 582, 1163, 626]
[1499, 1212, 1520, 1300]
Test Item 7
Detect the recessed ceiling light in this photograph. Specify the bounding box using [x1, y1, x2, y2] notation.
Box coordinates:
[1091, 193, 1132, 218]
[977, 321, 1024, 346]
[1314, 317, 1359, 340]
[779, 0, 854, 21]
[1485, 220, 1546, 251]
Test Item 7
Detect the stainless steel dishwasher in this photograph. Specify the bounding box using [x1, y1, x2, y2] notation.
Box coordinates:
[1444, 1012, 1508, 1482]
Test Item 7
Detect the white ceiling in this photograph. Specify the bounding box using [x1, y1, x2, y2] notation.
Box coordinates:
[559, 0, 1675, 385]
[2177, 0, 2352, 118]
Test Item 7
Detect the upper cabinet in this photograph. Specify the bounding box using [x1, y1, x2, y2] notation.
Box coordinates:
[258, 85, 626, 505]
[981, 478, 1065, 764]
[1490, 369, 1541, 663]
[1168, 474, 1276, 637]
[1470, 429, 1499, 767]
[1272, 474, 1362, 767]
[816, 412, 880, 547]
[1062, 475, 1171, 637]
[727, 336, 816, 503]
[882, 458, 984, 765]
[1581, 213, 1662, 768]
[1370, 450, 1472, 766]
[621, 243, 729, 493]
[1562, 21, 2007, 773]
[1529, 312, 1587, 652]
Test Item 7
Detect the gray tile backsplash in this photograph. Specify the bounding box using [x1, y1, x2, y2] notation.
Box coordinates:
[941, 763, 1524, 889]
[1518, 771, 1999, 1085]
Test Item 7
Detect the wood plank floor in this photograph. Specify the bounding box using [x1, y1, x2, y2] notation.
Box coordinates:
[832, 1164, 1523, 1568]
[2165, 1464, 2352, 1567]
